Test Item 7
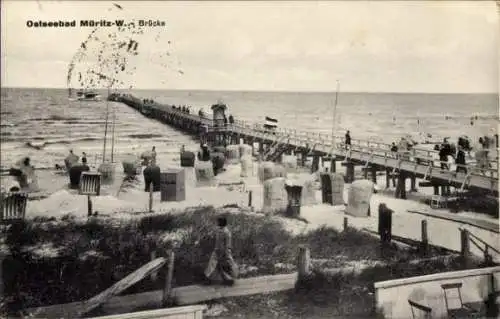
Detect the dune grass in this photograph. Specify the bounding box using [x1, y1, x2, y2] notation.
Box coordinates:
[0, 205, 477, 315]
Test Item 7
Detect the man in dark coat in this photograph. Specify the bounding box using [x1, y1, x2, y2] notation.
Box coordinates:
[345, 130, 351, 149]
[455, 146, 467, 174]
[204, 216, 238, 286]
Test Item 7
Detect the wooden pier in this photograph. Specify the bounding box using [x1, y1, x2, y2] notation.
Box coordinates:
[110, 93, 499, 196]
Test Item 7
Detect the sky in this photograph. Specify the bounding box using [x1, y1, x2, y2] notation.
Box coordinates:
[1, 0, 499, 93]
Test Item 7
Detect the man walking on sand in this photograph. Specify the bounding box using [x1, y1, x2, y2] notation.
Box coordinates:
[204, 216, 238, 286]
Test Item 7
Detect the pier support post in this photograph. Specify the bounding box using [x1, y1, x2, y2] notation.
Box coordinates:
[345, 161, 355, 183]
[410, 174, 417, 192]
[433, 184, 439, 195]
[301, 152, 307, 167]
[370, 166, 377, 184]
[311, 154, 320, 173]
[248, 139, 254, 154]
[440, 185, 447, 196]
[395, 172, 407, 199]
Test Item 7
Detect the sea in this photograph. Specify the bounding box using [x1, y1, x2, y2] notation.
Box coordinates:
[1, 87, 498, 173]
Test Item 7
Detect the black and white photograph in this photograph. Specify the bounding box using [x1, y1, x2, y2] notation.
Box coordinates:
[0, 1, 499, 318]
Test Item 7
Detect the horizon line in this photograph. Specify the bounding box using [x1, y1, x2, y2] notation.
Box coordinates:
[1, 86, 498, 95]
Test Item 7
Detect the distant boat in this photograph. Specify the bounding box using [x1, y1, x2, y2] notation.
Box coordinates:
[75, 90, 102, 101]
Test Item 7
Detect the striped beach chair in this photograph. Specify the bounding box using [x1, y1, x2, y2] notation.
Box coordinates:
[80, 172, 102, 196]
[1, 191, 28, 221]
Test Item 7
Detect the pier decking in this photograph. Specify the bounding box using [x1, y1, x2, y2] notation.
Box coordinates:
[111, 94, 499, 196]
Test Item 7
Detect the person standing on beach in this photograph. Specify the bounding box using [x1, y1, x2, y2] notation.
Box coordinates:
[204, 216, 238, 286]
[345, 130, 351, 149]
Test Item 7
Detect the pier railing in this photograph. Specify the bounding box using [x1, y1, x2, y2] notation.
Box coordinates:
[117, 95, 498, 191]
[226, 121, 498, 191]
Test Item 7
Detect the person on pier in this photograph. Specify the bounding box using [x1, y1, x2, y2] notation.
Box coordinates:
[345, 130, 351, 149]
[455, 145, 467, 174]
[151, 146, 157, 165]
[439, 139, 452, 170]
[228, 114, 234, 125]
[204, 216, 238, 286]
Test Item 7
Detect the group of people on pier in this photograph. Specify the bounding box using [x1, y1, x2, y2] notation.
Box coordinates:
[172, 105, 192, 114]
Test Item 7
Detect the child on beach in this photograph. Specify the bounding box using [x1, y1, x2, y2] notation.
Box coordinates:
[204, 216, 238, 286]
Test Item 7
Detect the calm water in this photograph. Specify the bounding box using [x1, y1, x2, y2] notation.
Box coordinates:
[0, 87, 498, 170]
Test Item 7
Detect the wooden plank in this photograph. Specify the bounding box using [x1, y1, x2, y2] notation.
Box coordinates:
[172, 273, 297, 305]
[77, 258, 167, 317]
[25, 273, 296, 318]
[27, 258, 167, 318]
[407, 210, 500, 234]
[87, 305, 208, 319]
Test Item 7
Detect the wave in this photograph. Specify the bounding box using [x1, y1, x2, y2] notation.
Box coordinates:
[24, 137, 101, 149]
[127, 133, 164, 139]
[28, 115, 81, 122]
[63, 120, 106, 125]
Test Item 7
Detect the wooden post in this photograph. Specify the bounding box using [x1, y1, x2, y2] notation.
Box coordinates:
[150, 250, 158, 281]
[301, 152, 307, 167]
[346, 162, 355, 183]
[433, 185, 439, 195]
[311, 154, 320, 173]
[370, 166, 377, 184]
[410, 174, 417, 191]
[248, 190, 253, 207]
[149, 182, 153, 212]
[385, 168, 391, 189]
[297, 245, 311, 280]
[0, 251, 7, 299]
[87, 195, 93, 217]
[395, 173, 407, 199]
[421, 220, 428, 254]
[343, 217, 348, 231]
[440, 185, 446, 197]
[162, 249, 175, 307]
[460, 229, 470, 267]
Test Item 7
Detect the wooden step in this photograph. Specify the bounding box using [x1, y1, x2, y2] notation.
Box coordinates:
[173, 273, 297, 305]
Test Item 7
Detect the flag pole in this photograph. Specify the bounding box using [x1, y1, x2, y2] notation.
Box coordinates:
[330, 80, 340, 160]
